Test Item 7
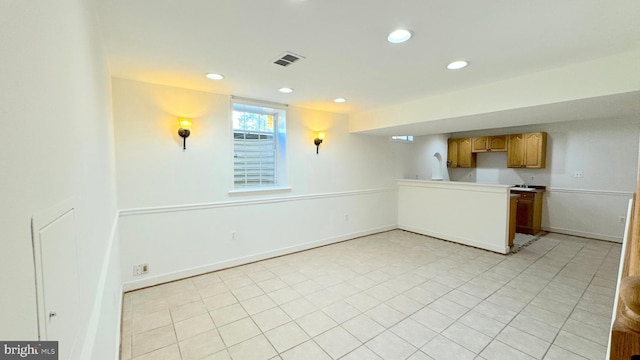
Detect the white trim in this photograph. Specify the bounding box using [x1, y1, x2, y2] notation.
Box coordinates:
[398, 225, 510, 254]
[80, 211, 122, 360]
[31, 197, 76, 232]
[120, 187, 396, 216]
[231, 96, 288, 110]
[114, 285, 123, 360]
[30, 197, 79, 349]
[228, 186, 292, 196]
[397, 179, 510, 194]
[122, 224, 396, 291]
[541, 226, 623, 243]
[607, 198, 634, 358]
[546, 187, 633, 197]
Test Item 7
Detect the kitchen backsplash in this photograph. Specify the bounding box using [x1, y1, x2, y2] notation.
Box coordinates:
[449, 152, 550, 186]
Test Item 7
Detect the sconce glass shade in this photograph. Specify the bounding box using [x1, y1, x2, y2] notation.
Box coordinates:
[179, 118, 193, 129]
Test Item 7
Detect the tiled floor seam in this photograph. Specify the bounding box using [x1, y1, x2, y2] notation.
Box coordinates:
[252, 240, 489, 357]
[364, 235, 563, 357]
[170, 306, 182, 360]
[447, 235, 612, 357]
[121, 232, 620, 360]
[537, 243, 613, 359]
[232, 290, 341, 359]
[429, 235, 564, 357]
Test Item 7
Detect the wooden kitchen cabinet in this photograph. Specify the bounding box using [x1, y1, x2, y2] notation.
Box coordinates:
[508, 132, 547, 168]
[471, 137, 488, 152]
[509, 195, 518, 247]
[458, 138, 474, 167]
[524, 132, 547, 168]
[507, 134, 524, 167]
[448, 138, 476, 168]
[511, 190, 544, 234]
[472, 135, 507, 153]
[490, 136, 508, 152]
[447, 138, 458, 168]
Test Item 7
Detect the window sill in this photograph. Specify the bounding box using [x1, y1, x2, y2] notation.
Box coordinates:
[228, 186, 292, 196]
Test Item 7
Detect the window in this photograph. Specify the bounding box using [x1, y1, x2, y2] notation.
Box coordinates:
[391, 135, 414, 142]
[232, 100, 287, 189]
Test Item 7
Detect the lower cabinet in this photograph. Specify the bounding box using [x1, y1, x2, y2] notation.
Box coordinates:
[509, 195, 518, 247]
[512, 190, 544, 234]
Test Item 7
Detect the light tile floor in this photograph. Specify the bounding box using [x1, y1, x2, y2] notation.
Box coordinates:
[120, 230, 621, 360]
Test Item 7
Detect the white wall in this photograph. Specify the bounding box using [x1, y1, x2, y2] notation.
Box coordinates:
[398, 134, 450, 181]
[112, 79, 400, 289]
[398, 180, 511, 254]
[447, 117, 639, 241]
[0, 0, 120, 359]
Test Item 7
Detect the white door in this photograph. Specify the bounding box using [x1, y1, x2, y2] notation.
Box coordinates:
[32, 201, 81, 360]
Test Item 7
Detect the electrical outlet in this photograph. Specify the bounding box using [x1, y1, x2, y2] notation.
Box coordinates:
[133, 263, 149, 276]
[345, 214, 349, 221]
[231, 231, 236, 240]
[574, 170, 584, 178]
[619, 216, 626, 224]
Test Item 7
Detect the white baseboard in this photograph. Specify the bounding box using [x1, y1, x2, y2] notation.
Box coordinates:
[113, 285, 123, 360]
[542, 226, 622, 243]
[398, 225, 510, 254]
[119, 223, 621, 294]
[122, 224, 397, 291]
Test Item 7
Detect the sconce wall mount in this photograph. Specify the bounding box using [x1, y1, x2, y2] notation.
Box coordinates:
[178, 118, 192, 150]
[314, 132, 325, 154]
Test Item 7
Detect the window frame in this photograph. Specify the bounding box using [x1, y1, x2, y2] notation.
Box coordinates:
[390, 135, 415, 143]
[229, 98, 290, 194]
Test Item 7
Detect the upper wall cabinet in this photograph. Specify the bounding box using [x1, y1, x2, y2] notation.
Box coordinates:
[448, 138, 476, 168]
[471, 136, 507, 153]
[507, 132, 547, 168]
[447, 138, 459, 168]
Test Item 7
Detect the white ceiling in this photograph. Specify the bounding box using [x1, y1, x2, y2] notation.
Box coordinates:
[358, 91, 640, 136]
[96, 0, 640, 131]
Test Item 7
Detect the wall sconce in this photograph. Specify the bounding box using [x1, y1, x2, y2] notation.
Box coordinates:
[177, 118, 192, 150]
[314, 132, 325, 154]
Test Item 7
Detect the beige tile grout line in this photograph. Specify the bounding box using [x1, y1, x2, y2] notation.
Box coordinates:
[124, 232, 617, 360]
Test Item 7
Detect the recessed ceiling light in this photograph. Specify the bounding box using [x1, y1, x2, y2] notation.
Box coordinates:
[279, 87, 294, 93]
[334, 98, 346, 103]
[387, 29, 413, 43]
[447, 61, 468, 70]
[205, 73, 224, 80]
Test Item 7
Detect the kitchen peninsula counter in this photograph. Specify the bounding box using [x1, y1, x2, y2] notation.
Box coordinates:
[397, 180, 512, 254]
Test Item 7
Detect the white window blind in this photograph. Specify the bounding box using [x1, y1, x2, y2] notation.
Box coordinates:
[233, 132, 276, 186]
[232, 102, 282, 188]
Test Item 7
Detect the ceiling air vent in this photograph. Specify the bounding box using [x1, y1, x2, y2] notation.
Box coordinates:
[273, 52, 305, 67]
